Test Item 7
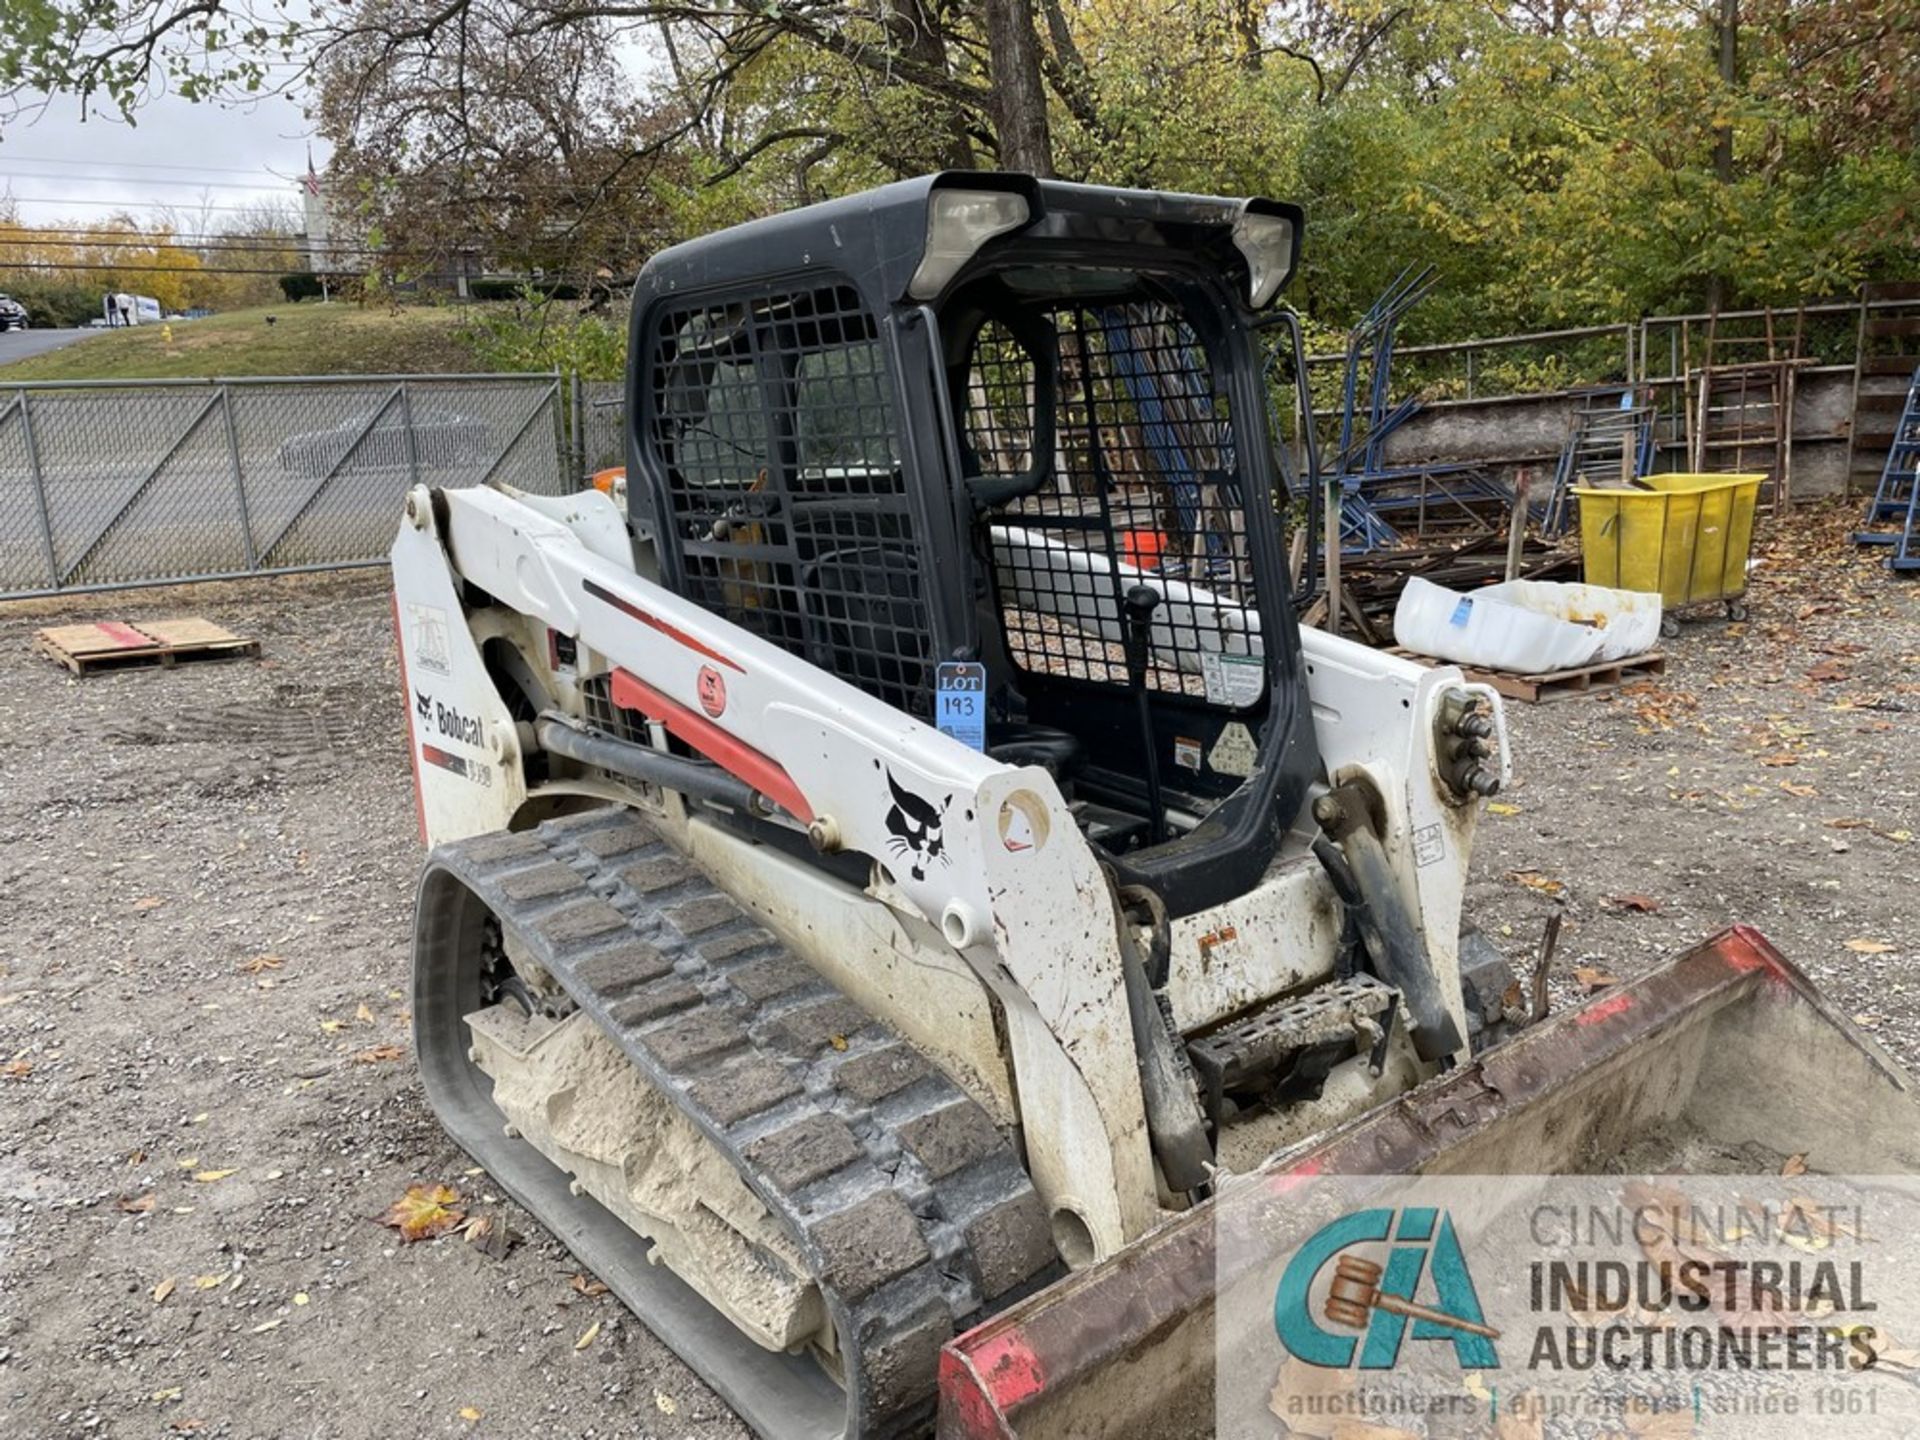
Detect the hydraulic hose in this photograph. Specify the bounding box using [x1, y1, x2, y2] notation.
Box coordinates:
[1313, 785, 1464, 1062]
[1106, 872, 1214, 1196]
[536, 714, 768, 817]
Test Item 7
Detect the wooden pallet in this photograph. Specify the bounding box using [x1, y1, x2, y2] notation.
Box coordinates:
[33, 618, 259, 676]
[1390, 647, 1667, 703]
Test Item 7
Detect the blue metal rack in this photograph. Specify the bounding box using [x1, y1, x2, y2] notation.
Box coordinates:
[1853, 365, 1920, 572]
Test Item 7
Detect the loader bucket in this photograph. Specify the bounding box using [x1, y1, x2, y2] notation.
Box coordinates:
[937, 926, 1920, 1440]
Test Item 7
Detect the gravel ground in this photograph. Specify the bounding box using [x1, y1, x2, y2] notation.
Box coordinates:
[0, 498, 1913, 1439]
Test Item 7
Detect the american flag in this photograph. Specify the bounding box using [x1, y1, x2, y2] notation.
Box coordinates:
[303, 148, 321, 197]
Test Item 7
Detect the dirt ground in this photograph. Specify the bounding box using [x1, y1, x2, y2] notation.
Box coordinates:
[0, 499, 1914, 1439]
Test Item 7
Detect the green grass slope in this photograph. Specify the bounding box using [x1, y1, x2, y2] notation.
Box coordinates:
[0, 303, 497, 381]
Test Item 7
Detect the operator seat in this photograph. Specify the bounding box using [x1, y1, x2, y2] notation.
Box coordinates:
[986, 720, 1084, 779]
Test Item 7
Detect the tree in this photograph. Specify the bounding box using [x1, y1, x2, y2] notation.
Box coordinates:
[5, 0, 1914, 332]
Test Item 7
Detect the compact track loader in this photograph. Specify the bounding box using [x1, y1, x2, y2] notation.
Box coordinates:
[391, 175, 1919, 1439]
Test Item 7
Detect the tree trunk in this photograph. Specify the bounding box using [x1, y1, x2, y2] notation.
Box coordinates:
[983, 0, 1055, 177]
[1707, 0, 1737, 310]
[888, 0, 975, 170]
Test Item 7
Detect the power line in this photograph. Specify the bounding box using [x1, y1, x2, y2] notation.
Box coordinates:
[0, 152, 317, 177]
[0, 259, 317, 276]
[0, 194, 297, 215]
[0, 258, 400, 277]
[1, 236, 349, 256]
[0, 171, 301, 194]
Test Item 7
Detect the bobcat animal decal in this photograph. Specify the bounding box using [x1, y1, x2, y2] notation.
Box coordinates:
[883, 771, 951, 882]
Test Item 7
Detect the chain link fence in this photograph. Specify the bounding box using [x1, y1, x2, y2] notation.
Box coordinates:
[570, 376, 627, 479]
[0, 374, 569, 599]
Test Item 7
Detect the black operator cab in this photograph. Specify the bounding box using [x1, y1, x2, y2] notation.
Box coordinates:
[627, 174, 1320, 918]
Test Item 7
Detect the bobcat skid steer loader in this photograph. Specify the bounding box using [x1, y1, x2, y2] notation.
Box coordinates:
[391, 175, 1919, 1440]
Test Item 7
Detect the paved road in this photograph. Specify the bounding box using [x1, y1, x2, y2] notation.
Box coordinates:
[0, 327, 93, 366]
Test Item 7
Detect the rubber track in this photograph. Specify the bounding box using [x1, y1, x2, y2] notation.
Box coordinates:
[425, 812, 1062, 1438]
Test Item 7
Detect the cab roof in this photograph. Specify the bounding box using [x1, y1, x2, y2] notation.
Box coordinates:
[634, 173, 1302, 312]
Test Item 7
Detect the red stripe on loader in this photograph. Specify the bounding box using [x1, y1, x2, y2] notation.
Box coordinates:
[584, 578, 745, 672]
[610, 667, 814, 824]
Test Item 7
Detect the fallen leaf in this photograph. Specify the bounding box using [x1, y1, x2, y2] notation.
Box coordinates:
[319, 1019, 347, 1034]
[352, 1044, 405, 1064]
[1486, 801, 1522, 816]
[152, 1276, 177, 1304]
[378, 1183, 466, 1242]
[193, 1274, 225, 1290]
[575, 1320, 602, 1351]
[1758, 753, 1799, 768]
[1608, 893, 1660, 913]
[192, 1169, 239, 1183]
[1806, 660, 1850, 682]
[251, 1318, 282, 1333]
[118, 1192, 156, 1214]
[1623, 1403, 1694, 1438]
[1781, 1154, 1809, 1178]
[2, 1059, 32, 1079]
[459, 1407, 483, 1423]
[293, 1292, 310, 1306]
[355, 1002, 377, 1025]
[1268, 1354, 1358, 1437]
[1845, 939, 1895, 955]
[1507, 869, 1565, 896]
[170, 1418, 206, 1433]
[463, 1213, 515, 1260]
[571, 1273, 610, 1298]
[1876, 828, 1913, 844]
[1874, 1335, 1920, 1370]
[828, 1034, 849, 1052]
[238, 954, 283, 975]
[1573, 966, 1620, 993]
[1331, 1421, 1418, 1440]
[151, 1386, 183, 1404]
[1778, 782, 1817, 798]
[1492, 1393, 1545, 1440]
[654, 1391, 677, 1416]
[133, 896, 166, 910]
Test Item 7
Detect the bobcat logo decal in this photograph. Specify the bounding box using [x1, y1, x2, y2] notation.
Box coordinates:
[883, 771, 951, 882]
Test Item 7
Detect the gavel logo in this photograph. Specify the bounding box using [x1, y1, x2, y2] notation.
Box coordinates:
[1324, 1255, 1503, 1340]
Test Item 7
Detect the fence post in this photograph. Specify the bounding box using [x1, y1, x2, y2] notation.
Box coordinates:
[17, 391, 60, 591]
[1465, 349, 1475, 400]
[219, 384, 259, 571]
[571, 370, 586, 482]
[399, 380, 422, 488]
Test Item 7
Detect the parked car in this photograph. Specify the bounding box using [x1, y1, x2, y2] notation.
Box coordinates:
[0, 295, 29, 332]
[278, 405, 493, 479]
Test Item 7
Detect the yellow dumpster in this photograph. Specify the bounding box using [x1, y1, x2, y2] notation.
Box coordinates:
[1572, 473, 1762, 630]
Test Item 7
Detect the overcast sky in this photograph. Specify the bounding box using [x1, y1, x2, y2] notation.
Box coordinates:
[0, 87, 331, 232]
